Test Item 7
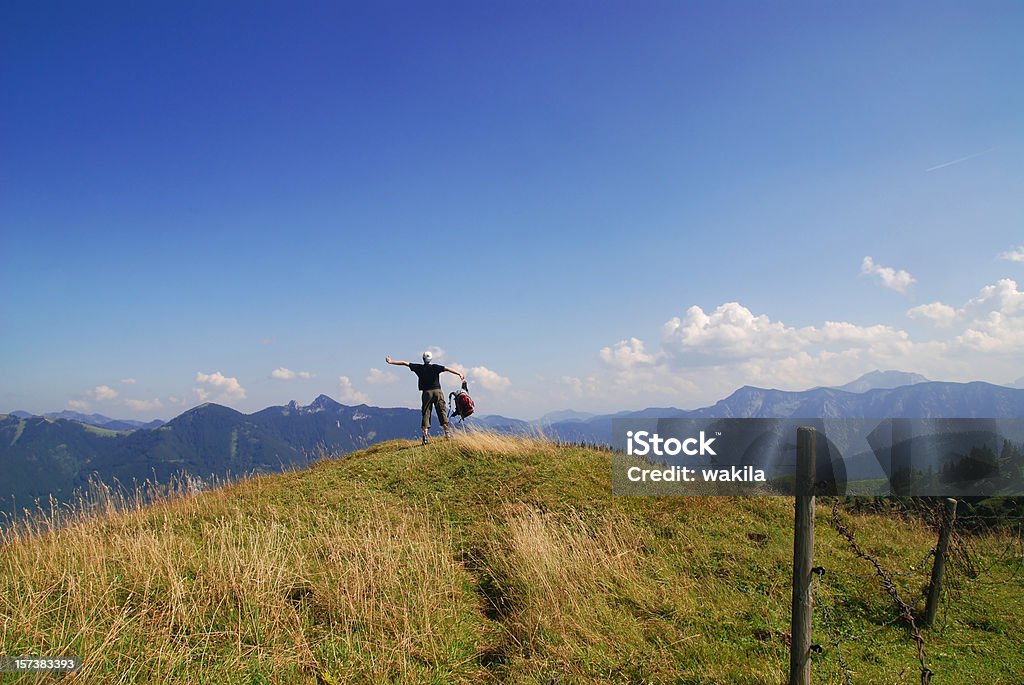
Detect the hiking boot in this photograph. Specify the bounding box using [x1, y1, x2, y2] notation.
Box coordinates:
[444, 429, 452, 440]
[422, 435, 429, 446]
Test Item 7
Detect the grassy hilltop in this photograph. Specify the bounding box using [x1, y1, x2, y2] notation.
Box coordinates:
[1, 433, 1021, 684]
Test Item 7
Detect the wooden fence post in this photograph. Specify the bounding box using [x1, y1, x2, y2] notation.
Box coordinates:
[789, 427, 817, 685]
[922, 498, 957, 627]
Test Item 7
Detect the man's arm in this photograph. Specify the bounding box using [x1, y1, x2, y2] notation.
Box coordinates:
[444, 367, 466, 381]
[385, 356, 411, 368]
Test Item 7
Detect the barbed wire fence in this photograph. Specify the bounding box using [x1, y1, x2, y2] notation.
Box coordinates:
[824, 499, 933, 685]
[809, 564, 854, 685]
[786, 428, 1024, 685]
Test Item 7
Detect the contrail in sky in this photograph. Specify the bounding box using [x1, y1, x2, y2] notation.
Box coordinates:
[925, 147, 993, 172]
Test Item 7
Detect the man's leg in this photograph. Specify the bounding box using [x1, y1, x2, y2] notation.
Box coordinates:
[421, 391, 432, 444]
[434, 391, 451, 438]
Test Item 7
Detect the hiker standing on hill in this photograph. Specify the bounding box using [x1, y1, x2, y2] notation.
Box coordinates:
[386, 351, 464, 444]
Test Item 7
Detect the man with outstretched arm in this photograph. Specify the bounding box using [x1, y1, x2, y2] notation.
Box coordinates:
[386, 351, 465, 444]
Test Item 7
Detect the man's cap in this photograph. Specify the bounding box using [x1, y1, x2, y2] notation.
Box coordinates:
[422, 351, 432, 363]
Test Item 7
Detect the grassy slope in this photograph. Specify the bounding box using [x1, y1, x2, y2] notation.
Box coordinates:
[1, 433, 1021, 684]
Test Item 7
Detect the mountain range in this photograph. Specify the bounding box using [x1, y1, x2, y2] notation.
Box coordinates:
[0, 395, 416, 517]
[8, 410, 165, 432]
[536, 381, 1024, 444]
[4, 371, 1024, 517]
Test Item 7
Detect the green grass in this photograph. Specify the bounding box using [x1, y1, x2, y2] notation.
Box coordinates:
[9, 418, 26, 446]
[1, 432, 1021, 684]
[80, 423, 128, 438]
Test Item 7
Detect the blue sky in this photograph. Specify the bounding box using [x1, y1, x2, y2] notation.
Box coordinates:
[2, 1, 1022, 419]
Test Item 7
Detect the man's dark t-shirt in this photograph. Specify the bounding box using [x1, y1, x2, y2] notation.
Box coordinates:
[410, 363, 447, 391]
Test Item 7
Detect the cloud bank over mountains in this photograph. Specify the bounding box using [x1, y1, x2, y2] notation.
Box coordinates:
[563, 268, 1024, 410]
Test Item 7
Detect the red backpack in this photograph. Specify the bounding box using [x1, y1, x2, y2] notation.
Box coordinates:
[449, 381, 475, 422]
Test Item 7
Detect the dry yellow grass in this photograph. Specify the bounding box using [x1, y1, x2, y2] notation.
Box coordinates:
[1, 475, 489, 683]
[449, 428, 553, 456]
[488, 505, 675, 666]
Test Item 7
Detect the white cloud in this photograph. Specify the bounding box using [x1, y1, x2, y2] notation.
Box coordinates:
[120, 378, 136, 385]
[907, 302, 959, 327]
[963, 278, 1024, 316]
[424, 346, 446, 362]
[998, 246, 1024, 263]
[367, 367, 399, 384]
[194, 371, 246, 402]
[439, 361, 511, 392]
[861, 256, 916, 293]
[468, 366, 511, 391]
[955, 278, 1024, 353]
[662, 303, 808, 360]
[560, 376, 584, 396]
[559, 375, 599, 399]
[92, 385, 119, 401]
[125, 398, 163, 412]
[271, 367, 313, 380]
[592, 300, 936, 405]
[894, 279, 1024, 352]
[337, 376, 370, 404]
[816, 321, 910, 349]
[599, 337, 655, 369]
[906, 280, 1024, 341]
[445, 362, 469, 382]
[658, 303, 910, 364]
[67, 399, 91, 411]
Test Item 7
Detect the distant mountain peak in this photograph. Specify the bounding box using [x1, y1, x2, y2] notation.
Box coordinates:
[171, 402, 243, 422]
[832, 370, 928, 394]
[308, 394, 342, 411]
